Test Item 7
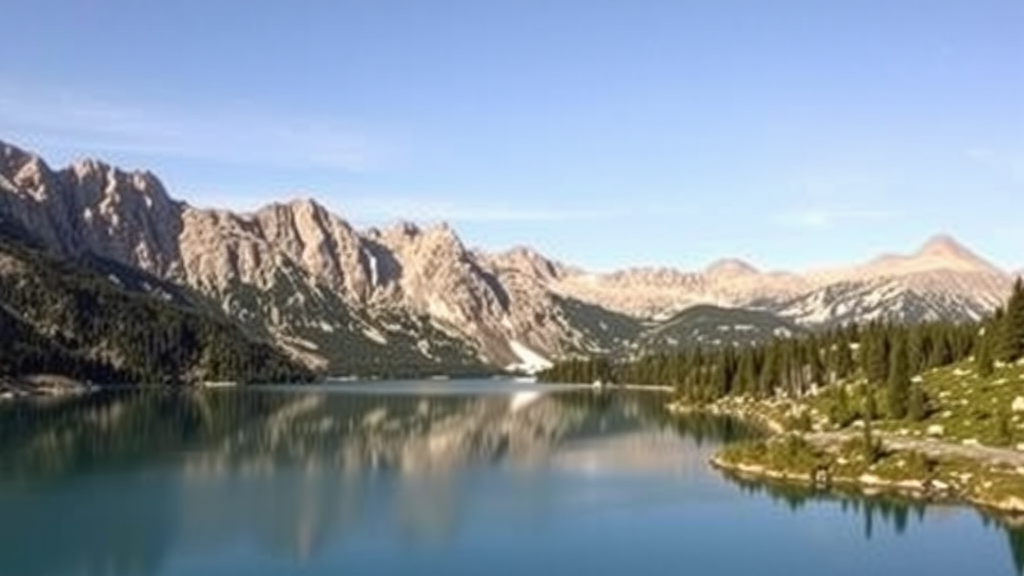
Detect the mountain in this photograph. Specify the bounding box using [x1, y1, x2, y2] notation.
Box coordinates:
[0, 212, 311, 385]
[627, 305, 805, 357]
[0, 138, 1014, 374]
[551, 265, 811, 319]
[0, 140, 629, 374]
[552, 235, 1013, 327]
[776, 235, 1011, 325]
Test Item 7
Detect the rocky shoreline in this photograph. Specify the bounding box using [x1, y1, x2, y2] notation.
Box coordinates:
[668, 398, 1024, 517]
[710, 453, 1024, 514]
[0, 374, 98, 402]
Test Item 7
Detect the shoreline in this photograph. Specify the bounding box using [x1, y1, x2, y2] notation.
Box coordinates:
[0, 375, 100, 402]
[709, 453, 1024, 515]
[553, 383, 676, 393]
[667, 397, 1024, 517]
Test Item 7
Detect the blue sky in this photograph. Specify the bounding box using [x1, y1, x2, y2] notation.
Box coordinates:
[1, 0, 1022, 272]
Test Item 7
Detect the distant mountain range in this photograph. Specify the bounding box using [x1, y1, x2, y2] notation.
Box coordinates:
[0, 138, 1016, 376]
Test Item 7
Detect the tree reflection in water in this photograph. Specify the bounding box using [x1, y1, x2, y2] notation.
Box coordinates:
[0, 387, 1021, 576]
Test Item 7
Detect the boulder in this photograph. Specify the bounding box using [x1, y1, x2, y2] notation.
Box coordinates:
[1012, 397, 1024, 412]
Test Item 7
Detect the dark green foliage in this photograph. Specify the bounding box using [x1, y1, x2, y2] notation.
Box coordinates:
[758, 345, 780, 398]
[830, 338, 855, 381]
[907, 328, 927, 375]
[0, 237, 311, 384]
[863, 385, 878, 421]
[887, 335, 911, 420]
[976, 327, 995, 378]
[735, 350, 758, 396]
[861, 417, 883, 464]
[998, 278, 1024, 363]
[540, 356, 614, 384]
[540, 288, 1024, 428]
[996, 412, 1014, 446]
[542, 317, 980, 409]
[631, 304, 805, 355]
[907, 381, 927, 422]
[788, 410, 813, 433]
[554, 296, 643, 355]
[1009, 525, 1024, 576]
[827, 385, 858, 428]
[864, 327, 891, 384]
[904, 451, 933, 478]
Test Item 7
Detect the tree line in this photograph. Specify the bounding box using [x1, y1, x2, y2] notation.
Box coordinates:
[541, 279, 1024, 423]
[0, 239, 313, 385]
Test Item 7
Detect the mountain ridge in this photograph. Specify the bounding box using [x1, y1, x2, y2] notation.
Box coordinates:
[0, 137, 1015, 374]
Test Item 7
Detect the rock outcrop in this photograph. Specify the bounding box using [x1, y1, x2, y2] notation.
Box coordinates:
[0, 140, 619, 372]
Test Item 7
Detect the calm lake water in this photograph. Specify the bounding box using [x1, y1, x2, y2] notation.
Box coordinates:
[0, 381, 1021, 576]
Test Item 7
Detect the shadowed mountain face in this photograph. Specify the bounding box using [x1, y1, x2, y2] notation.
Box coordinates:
[0, 138, 1015, 375]
[0, 212, 310, 385]
[0, 140, 634, 373]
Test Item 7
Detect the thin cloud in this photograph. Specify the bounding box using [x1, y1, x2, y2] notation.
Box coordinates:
[0, 87, 375, 172]
[776, 207, 894, 230]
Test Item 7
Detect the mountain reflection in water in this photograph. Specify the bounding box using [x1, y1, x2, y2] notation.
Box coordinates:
[0, 385, 1021, 576]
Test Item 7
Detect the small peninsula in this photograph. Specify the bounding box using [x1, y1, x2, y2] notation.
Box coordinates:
[542, 280, 1024, 517]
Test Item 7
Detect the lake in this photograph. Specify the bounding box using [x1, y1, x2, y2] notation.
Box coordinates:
[0, 381, 1021, 576]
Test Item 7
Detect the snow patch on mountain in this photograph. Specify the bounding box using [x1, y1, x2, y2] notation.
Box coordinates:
[506, 340, 553, 374]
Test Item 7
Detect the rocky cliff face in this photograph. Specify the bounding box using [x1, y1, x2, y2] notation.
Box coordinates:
[0, 138, 1015, 373]
[551, 265, 812, 319]
[0, 140, 616, 372]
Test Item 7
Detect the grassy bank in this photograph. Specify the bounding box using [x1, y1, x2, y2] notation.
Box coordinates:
[671, 360, 1024, 515]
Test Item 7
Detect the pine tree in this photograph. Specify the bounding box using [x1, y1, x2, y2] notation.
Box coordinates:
[887, 335, 911, 420]
[808, 343, 826, 391]
[908, 328, 927, 374]
[863, 385, 878, 421]
[976, 327, 995, 378]
[736, 350, 758, 396]
[998, 278, 1024, 363]
[829, 384, 855, 427]
[758, 345, 780, 398]
[866, 329, 891, 384]
[832, 339, 855, 381]
[712, 353, 731, 399]
[996, 411, 1013, 446]
[928, 332, 953, 368]
[862, 415, 881, 464]
[907, 381, 926, 422]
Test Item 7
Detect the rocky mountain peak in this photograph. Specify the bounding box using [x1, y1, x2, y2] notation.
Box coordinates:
[284, 196, 328, 215]
[489, 246, 566, 281]
[69, 157, 109, 176]
[905, 234, 996, 273]
[0, 142, 56, 199]
[63, 158, 175, 212]
[388, 220, 422, 238]
[915, 234, 975, 260]
[704, 258, 759, 277]
[849, 234, 998, 279]
[0, 137, 1017, 374]
[257, 197, 329, 219]
[425, 221, 458, 238]
[0, 140, 42, 174]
